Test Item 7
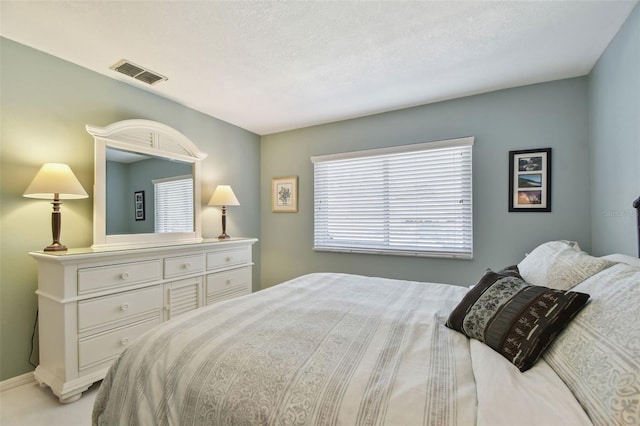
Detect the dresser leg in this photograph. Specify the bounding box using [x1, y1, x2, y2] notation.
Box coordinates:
[58, 392, 83, 404]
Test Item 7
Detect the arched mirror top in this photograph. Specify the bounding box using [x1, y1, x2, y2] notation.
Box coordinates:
[87, 119, 207, 161]
[88, 119, 208, 250]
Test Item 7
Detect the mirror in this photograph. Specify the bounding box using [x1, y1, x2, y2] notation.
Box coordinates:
[105, 147, 194, 235]
[88, 119, 207, 249]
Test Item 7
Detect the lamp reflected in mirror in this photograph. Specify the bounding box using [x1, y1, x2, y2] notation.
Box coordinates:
[23, 163, 88, 251]
[208, 185, 240, 239]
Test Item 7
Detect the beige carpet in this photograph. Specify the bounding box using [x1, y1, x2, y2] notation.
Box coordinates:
[0, 381, 98, 426]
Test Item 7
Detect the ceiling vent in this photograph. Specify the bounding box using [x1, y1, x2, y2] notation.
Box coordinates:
[110, 60, 167, 85]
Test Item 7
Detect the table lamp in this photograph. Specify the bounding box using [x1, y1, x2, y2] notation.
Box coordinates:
[208, 185, 240, 239]
[23, 163, 88, 251]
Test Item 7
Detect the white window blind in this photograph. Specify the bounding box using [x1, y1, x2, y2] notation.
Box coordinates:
[153, 175, 194, 233]
[311, 137, 473, 258]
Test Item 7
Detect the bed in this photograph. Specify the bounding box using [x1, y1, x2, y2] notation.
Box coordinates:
[93, 241, 640, 425]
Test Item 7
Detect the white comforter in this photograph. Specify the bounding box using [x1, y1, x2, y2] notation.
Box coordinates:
[92, 273, 590, 426]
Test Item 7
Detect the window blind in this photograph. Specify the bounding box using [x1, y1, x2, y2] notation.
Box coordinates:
[153, 175, 194, 233]
[311, 137, 473, 258]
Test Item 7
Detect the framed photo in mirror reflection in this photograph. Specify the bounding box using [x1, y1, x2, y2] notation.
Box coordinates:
[134, 190, 145, 221]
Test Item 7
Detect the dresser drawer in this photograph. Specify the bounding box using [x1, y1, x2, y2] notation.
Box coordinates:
[207, 249, 249, 271]
[164, 253, 205, 279]
[78, 316, 161, 370]
[78, 286, 162, 332]
[206, 267, 251, 305]
[78, 260, 162, 294]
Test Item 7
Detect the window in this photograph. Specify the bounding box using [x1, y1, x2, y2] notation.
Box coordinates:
[311, 137, 473, 258]
[153, 175, 194, 233]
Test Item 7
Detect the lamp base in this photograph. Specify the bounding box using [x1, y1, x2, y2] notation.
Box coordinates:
[44, 242, 67, 252]
[45, 200, 67, 251]
[217, 233, 231, 240]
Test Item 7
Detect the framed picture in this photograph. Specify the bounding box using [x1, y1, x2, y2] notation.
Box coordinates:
[272, 176, 298, 213]
[509, 148, 551, 212]
[134, 190, 145, 220]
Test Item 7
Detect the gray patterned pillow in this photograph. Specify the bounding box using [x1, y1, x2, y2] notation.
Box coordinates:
[543, 263, 640, 426]
[518, 240, 615, 290]
[446, 268, 589, 372]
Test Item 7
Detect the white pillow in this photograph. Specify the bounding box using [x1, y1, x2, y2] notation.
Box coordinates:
[601, 253, 640, 269]
[517, 240, 615, 290]
[543, 263, 640, 426]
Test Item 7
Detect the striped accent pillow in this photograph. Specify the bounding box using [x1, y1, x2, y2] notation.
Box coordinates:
[446, 268, 589, 372]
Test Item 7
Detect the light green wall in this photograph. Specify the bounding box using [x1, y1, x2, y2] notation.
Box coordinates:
[105, 161, 129, 234]
[0, 37, 261, 381]
[589, 3, 640, 257]
[261, 78, 591, 289]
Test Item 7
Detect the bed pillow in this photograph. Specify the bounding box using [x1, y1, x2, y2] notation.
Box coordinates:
[543, 263, 640, 426]
[600, 253, 640, 268]
[446, 268, 589, 372]
[517, 240, 615, 290]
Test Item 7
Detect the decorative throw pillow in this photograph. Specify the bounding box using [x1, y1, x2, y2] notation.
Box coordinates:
[446, 268, 589, 372]
[517, 240, 615, 290]
[543, 263, 640, 426]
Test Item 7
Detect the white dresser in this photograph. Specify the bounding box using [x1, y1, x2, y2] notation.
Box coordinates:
[30, 238, 257, 403]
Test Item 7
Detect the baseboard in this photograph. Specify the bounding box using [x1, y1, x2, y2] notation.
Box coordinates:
[0, 372, 36, 392]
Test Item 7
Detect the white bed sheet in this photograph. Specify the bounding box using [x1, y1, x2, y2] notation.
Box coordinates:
[472, 339, 592, 426]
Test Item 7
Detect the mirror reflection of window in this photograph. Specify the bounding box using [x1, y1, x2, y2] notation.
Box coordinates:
[154, 176, 194, 233]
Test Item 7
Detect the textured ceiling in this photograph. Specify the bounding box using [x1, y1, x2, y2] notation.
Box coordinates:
[1, 1, 637, 135]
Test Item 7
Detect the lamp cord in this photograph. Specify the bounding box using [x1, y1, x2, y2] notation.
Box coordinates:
[28, 308, 38, 369]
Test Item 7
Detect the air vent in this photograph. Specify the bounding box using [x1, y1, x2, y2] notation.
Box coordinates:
[111, 60, 167, 85]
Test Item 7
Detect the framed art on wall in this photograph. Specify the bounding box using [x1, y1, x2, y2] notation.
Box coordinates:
[134, 190, 145, 220]
[272, 176, 298, 213]
[509, 148, 551, 212]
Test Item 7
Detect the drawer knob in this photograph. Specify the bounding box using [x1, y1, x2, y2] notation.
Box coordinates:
[226, 279, 232, 285]
[121, 338, 130, 346]
[121, 272, 130, 279]
[225, 256, 233, 262]
[121, 303, 129, 311]
[183, 262, 191, 269]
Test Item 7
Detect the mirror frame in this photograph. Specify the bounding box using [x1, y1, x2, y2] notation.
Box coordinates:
[87, 119, 208, 249]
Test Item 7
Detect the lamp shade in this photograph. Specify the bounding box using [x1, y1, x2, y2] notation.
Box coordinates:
[208, 185, 240, 206]
[24, 163, 88, 199]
